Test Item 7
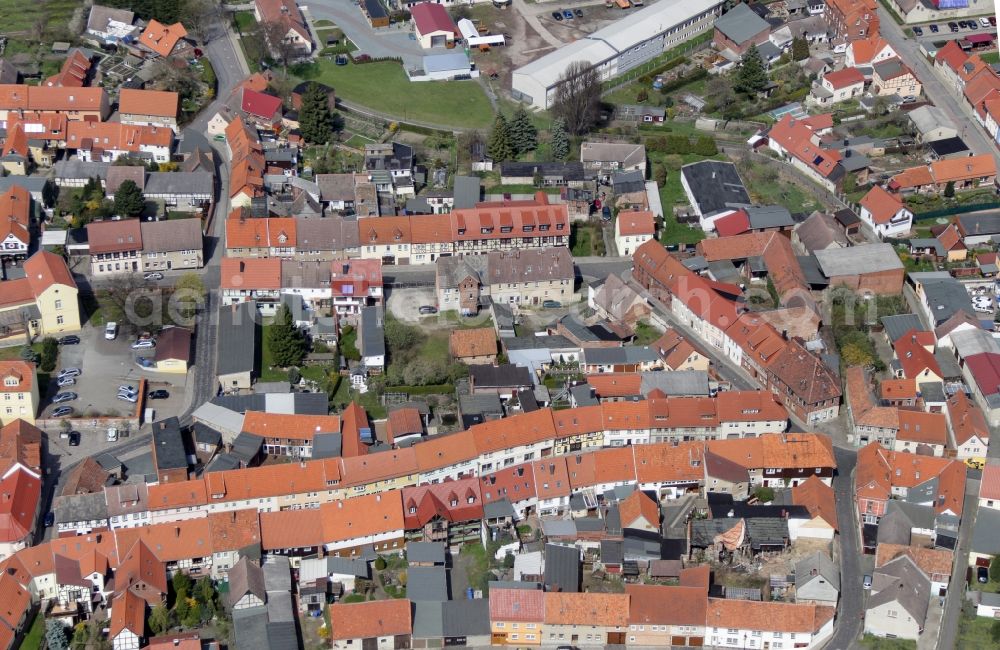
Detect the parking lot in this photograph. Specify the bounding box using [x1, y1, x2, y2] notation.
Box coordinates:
[966, 282, 998, 317]
[40, 324, 188, 421]
[912, 16, 996, 42]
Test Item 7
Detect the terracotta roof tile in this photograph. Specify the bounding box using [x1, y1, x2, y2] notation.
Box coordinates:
[220, 257, 281, 290]
[532, 457, 571, 499]
[490, 587, 545, 621]
[414, 430, 478, 471]
[449, 327, 497, 360]
[896, 409, 947, 446]
[330, 599, 412, 640]
[860, 185, 905, 224]
[140, 20, 188, 57]
[0, 361, 33, 395]
[616, 210, 655, 236]
[544, 592, 629, 626]
[633, 442, 705, 484]
[241, 412, 341, 442]
[792, 475, 838, 530]
[208, 509, 261, 553]
[626, 584, 707, 626]
[320, 491, 404, 543]
[706, 599, 833, 633]
[119, 88, 179, 119]
[480, 462, 536, 504]
[340, 447, 417, 486]
[260, 508, 324, 550]
[471, 409, 555, 455]
[875, 543, 953, 579]
[618, 489, 659, 529]
[981, 462, 1000, 501]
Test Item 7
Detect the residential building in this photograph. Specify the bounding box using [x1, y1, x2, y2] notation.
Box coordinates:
[705, 599, 835, 649]
[154, 327, 192, 374]
[450, 328, 498, 365]
[110, 590, 146, 650]
[792, 211, 850, 252]
[329, 599, 412, 650]
[614, 210, 655, 256]
[872, 58, 921, 97]
[890, 155, 997, 194]
[625, 584, 707, 646]
[859, 185, 913, 239]
[863, 555, 929, 641]
[0, 85, 109, 123]
[845, 35, 895, 67]
[140, 219, 203, 271]
[824, 0, 878, 42]
[579, 142, 647, 174]
[947, 391, 989, 464]
[216, 302, 258, 391]
[543, 592, 629, 645]
[87, 219, 143, 276]
[436, 255, 484, 316]
[86, 5, 137, 44]
[794, 551, 839, 606]
[66, 121, 173, 164]
[487, 247, 575, 307]
[254, 0, 312, 56]
[0, 186, 30, 261]
[137, 20, 191, 58]
[855, 442, 966, 524]
[490, 587, 544, 645]
[118, 89, 179, 131]
[765, 114, 845, 192]
[810, 67, 865, 105]
[359, 306, 386, 373]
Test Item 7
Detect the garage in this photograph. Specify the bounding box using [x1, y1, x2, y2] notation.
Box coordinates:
[411, 2, 459, 50]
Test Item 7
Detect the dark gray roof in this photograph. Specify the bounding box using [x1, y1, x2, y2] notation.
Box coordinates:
[459, 393, 503, 424]
[600, 539, 624, 565]
[326, 556, 369, 577]
[500, 161, 590, 181]
[918, 382, 945, 403]
[612, 169, 646, 195]
[211, 392, 330, 415]
[233, 606, 270, 650]
[453, 175, 481, 209]
[312, 432, 343, 459]
[231, 432, 264, 463]
[581, 346, 659, 365]
[503, 335, 576, 351]
[144, 171, 213, 196]
[436, 254, 485, 290]
[408, 541, 446, 565]
[834, 208, 861, 227]
[869, 555, 930, 622]
[413, 599, 490, 639]
[972, 507, 1000, 557]
[469, 364, 533, 389]
[54, 159, 109, 181]
[54, 492, 109, 524]
[797, 255, 828, 286]
[360, 306, 385, 359]
[880, 314, 926, 343]
[543, 543, 581, 592]
[928, 137, 968, 157]
[216, 302, 258, 377]
[746, 518, 790, 549]
[193, 422, 223, 446]
[0, 176, 48, 196]
[715, 4, 770, 44]
[483, 498, 516, 520]
[934, 349, 963, 380]
[151, 417, 188, 472]
[956, 212, 1000, 237]
[94, 452, 122, 471]
[488, 580, 542, 591]
[569, 384, 599, 406]
[205, 453, 242, 473]
[681, 161, 751, 218]
[745, 205, 794, 229]
[266, 621, 299, 650]
[408, 566, 449, 601]
[912, 274, 975, 326]
[794, 551, 840, 590]
[639, 370, 710, 396]
[839, 149, 871, 172]
[140, 218, 203, 254]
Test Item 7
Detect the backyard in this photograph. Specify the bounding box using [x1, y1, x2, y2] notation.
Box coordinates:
[259, 323, 333, 384]
[294, 60, 495, 129]
[570, 222, 606, 257]
[957, 603, 1000, 649]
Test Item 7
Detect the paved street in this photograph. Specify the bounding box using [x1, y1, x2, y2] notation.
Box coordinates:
[878, 5, 1000, 166]
[936, 482, 979, 650]
[827, 447, 863, 650]
[306, 0, 433, 68]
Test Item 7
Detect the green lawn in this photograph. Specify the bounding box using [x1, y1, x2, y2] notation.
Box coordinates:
[234, 11, 257, 31]
[0, 0, 77, 33]
[957, 607, 1000, 648]
[345, 133, 375, 149]
[859, 634, 915, 650]
[982, 51, 1000, 64]
[633, 321, 661, 345]
[20, 612, 44, 650]
[570, 223, 602, 256]
[299, 60, 495, 129]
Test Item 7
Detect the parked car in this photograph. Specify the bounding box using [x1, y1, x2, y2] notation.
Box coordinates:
[52, 406, 74, 417]
[117, 393, 139, 403]
[355, 54, 371, 62]
[143, 272, 164, 281]
[552, 11, 563, 19]
[52, 392, 77, 404]
[107, 427, 119, 442]
[58, 335, 80, 345]
[68, 432, 80, 447]
[863, 574, 872, 589]
[105, 321, 118, 340]
[44, 512, 54, 527]
[418, 305, 438, 315]
[978, 566, 989, 583]
[131, 339, 155, 350]
[969, 21, 979, 29]
[981, 17, 992, 27]
[929, 23, 939, 32]
[901, 95, 917, 104]
[574, 8, 583, 16]
[149, 389, 170, 400]
[912, 26, 922, 35]
[57, 376, 76, 388]
[562, 9, 574, 18]
[949, 21, 960, 32]
[118, 385, 138, 395]
[990, 16, 996, 26]
[57, 368, 81, 380]
[542, 300, 562, 308]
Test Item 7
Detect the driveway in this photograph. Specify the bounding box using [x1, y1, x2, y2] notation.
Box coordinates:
[386, 287, 438, 323]
[306, 0, 434, 68]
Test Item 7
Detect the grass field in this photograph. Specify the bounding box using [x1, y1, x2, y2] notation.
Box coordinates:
[234, 11, 257, 32]
[957, 607, 999, 649]
[20, 613, 44, 650]
[301, 60, 495, 129]
[345, 133, 375, 149]
[0, 0, 77, 33]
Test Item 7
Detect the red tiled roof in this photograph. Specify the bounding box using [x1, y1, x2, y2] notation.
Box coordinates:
[241, 88, 283, 122]
[220, 257, 281, 290]
[860, 185, 904, 224]
[411, 2, 459, 35]
[490, 587, 544, 621]
[616, 210, 655, 236]
[792, 475, 838, 529]
[713, 209, 750, 237]
[0, 468, 40, 544]
[401, 477, 483, 529]
[119, 89, 179, 119]
[626, 584, 707, 626]
[330, 599, 412, 640]
[44, 50, 92, 88]
[824, 66, 865, 89]
[140, 20, 188, 57]
[947, 391, 989, 447]
[936, 40, 968, 73]
[768, 114, 842, 180]
[86, 219, 143, 254]
[896, 409, 948, 446]
[966, 352, 1000, 397]
[981, 463, 1000, 501]
[895, 329, 942, 379]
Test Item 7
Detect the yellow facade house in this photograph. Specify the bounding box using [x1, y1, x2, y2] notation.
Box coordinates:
[0, 251, 80, 343]
[0, 361, 38, 425]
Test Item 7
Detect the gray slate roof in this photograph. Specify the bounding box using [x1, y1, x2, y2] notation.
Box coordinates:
[680, 160, 751, 217]
[408, 566, 450, 601]
[715, 3, 771, 45]
[144, 171, 213, 196]
[868, 555, 930, 622]
[544, 543, 581, 592]
[217, 301, 258, 377]
[453, 175, 481, 209]
[794, 551, 840, 590]
[814, 243, 903, 276]
[408, 541, 446, 565]
[972, 507, 1000, 557]
[880, 314, 926, 343]
[54, 492, 109, 524]
[139, 218, 203, 254]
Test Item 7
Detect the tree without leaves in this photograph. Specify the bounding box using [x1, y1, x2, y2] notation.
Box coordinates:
[299, 82, 336, 144]
[509, 106, 537, 156]
[550, 118, 569, 160]
[734, 44, 769, 95]
[268, 305, 308, 368]
[487, 113, 513, 163]
[552, 61, 601, 135]
[113, 180, 145, 217]
[99, 273, 160, 336]
[261, 20, 300, 70]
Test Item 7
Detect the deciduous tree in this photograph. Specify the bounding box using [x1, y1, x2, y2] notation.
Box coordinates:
[149, 604, 171, 636]
[552, 60, 602, 135]
[261, 20, 300, 70]
[791, 37, 809, 61]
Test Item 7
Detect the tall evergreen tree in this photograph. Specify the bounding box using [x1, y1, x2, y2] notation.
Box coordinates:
[113, 179, 145, 217]
[487, 113, 513, 163]
[734, 45, 769, 95]
[510, 106, 538, 156]
[550, 118, 569, 160]
[298, 83, 335, 145]
[268, 304, 307, 368]
[791, 37, 809, 62]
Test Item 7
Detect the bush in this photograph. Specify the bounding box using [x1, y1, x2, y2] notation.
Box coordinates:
[374, 556, 387, 571]
[288, 367, 301, 385]
[40, 337, 58, 372]
[753, 487, 775, 503]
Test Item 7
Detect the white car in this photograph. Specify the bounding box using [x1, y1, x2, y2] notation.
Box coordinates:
[118, 385, 138, 395]
[57, 368, 82, 380]
[981, 17, 991, 27]
[106, 427, 119, 442]
[105, 321, 118, 340]
[131, 339, 155, 350]
[117, 393, 139, 403]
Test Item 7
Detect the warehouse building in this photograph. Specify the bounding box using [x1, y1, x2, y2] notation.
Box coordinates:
[511, 0, 723, 109]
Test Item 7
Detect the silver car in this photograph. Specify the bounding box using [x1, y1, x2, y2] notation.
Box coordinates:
[57, 368, 82, 380]
[52, 392, 78, 404]
[57, 376, 77, 387]
[117, 393, 139, 403]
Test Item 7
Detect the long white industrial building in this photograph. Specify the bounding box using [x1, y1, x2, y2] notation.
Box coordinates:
[511, 0, 724, 109]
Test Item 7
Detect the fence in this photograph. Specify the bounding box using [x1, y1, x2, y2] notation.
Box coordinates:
[912, 201, 1000, 221]
[600, 32, 712, 94]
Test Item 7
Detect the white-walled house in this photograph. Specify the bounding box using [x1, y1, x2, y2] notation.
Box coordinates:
[859, 185, 913, 238]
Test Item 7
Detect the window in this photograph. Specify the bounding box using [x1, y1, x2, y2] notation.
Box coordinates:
[57, 315, 64, 325]
[54, 299, 62, 309]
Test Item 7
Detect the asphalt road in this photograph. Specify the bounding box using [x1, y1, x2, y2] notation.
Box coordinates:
[878, 5, 1000, 166]
[827, 447, 863, 650]
[936, 482, 980, 650]
[306, 0, 431, 68]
